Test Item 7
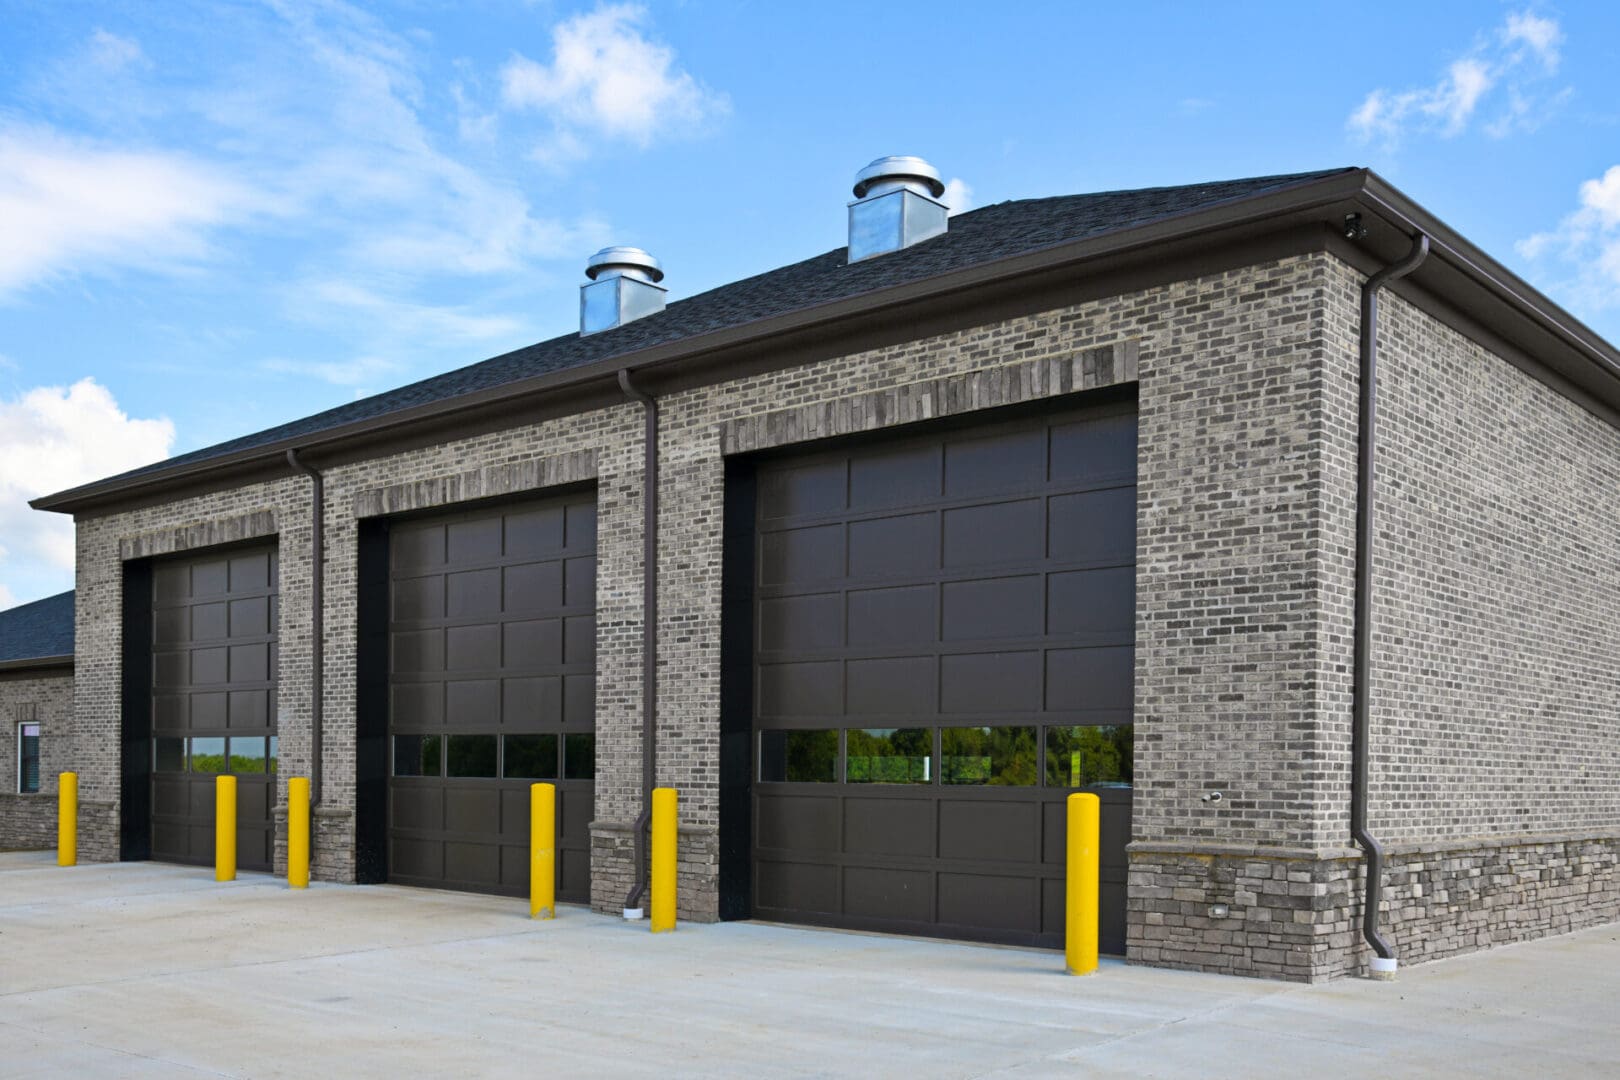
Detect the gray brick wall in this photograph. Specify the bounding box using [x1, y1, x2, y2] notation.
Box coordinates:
[1353, 265, 1620, 843]
[0, 670, 71, 849]
[56, 245, 1620, 981]
[1124, 252, 1620, 981]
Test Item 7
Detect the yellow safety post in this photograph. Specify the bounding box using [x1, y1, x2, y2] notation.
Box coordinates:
[531, 782, 555, 919]
[216, 775, 237, 882]
[1065, 791, 1100, 976]
[57, 772, 78, 867]
[288, 777, 310, 889]
[650, 786, 677, 933]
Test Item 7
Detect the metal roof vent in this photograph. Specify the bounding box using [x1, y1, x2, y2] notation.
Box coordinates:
[847, 156, 949, 263]
[581, 246, 667, 335]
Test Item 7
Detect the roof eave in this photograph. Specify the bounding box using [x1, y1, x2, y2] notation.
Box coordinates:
[0, 654, 74, 675]
[1354, 171, 1620, 392]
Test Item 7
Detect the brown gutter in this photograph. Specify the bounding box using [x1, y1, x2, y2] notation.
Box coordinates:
[0, 654, 74, 675]
[1352, 231, 1431, 979]
[1358, 177, 1620, 386]
[616, 368, 659, 917]
[30, 170, 1370, 515]
[286, 449, 324, 811]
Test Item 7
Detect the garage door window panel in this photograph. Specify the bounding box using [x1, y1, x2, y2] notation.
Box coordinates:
[942, 726, 1038, 785]
[446, 734, 498, 778]
[189, 738, 226, 773]
[1045, 725, 1134, 787]
[503, 734, 558, 779]
[759, 729, 839, 783]
[563, 734, 595, 780]
[394, 734, 442, 777]
[229, 738, 267, 774]
[846, 728, 932, 783]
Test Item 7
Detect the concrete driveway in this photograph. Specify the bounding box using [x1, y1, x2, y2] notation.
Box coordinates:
[2, 850, 1616, 1078]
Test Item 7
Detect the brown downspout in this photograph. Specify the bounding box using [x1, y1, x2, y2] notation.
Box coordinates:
[617, 369, 658, 916]
[1352, 232, 1429, 977]
[286, 450, 324, 813]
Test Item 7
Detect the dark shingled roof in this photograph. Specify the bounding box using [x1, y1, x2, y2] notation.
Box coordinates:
[110, 168, 1355, 485]
[0, 590, 74, 664]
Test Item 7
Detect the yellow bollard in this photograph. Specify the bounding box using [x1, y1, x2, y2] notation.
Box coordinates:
[57, 772, 78, 867]
[1065, 791, 1101, 976]
[650, 786, 677, 933]
[531, 783, 556, 919]
[216, 774, 237, 882]
[288, 777, 310, 889]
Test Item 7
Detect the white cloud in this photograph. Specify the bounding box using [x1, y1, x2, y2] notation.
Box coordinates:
[1502, 11, 1563, 71]
[0, 583, 15, 611]
[87, 29, 146, 73]
[0, 123, 264, 295]
[0, 379, 173, 603]
[262, 354, 402, 388]
[501, 3, 728, 158]
[1517, 165, 1620, 313]
[1348, 10, 1568, 147]
[942, 178, 974, 217]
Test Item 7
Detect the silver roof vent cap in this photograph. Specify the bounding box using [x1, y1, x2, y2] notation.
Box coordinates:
[848, 155, 949, 263]
[852, 156, 946, 200]
[585, 246, 665, 284]
[581, 246, 667, 335]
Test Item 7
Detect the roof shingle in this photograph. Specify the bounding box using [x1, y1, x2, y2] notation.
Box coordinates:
[100, 168, 1357, 486]
[0, 590, 75, 664]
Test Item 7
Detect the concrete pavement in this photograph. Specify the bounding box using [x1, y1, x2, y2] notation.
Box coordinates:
[2, 851, 1616, 1078]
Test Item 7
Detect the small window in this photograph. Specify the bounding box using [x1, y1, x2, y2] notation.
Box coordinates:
[394, 735, 442, 777]
[564, 734, 595, 780]
[1045, 724, 1133, 787]
[229, 737, 267, 774]
[759, 729, 838, 783]
[267, 736, 279, 774]
[18, 722, 40, 794]
[154, 737, 186, 772]
[942, 726, 1037, 786]
[446, 734, 498, 778]
[846, 728, 932, 784]
[189, 737, 227, 774]
[503, 734, 558, 780]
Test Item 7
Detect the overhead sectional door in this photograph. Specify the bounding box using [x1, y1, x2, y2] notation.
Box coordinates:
[386, 492, 596, 900]
[149, 545, 279, 871]
[751, 399, 1136, 951]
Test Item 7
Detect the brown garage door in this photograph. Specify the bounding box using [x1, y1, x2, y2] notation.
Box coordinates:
[386, 492, 596, 900]
[751, 399, 1135, 951]
[149, 545, 279, 871]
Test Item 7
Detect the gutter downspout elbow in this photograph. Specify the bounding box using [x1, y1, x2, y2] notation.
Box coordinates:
[286, 450, 325, 815]
[1352, 232, 1429, 978]
[618, 369, 658, 918]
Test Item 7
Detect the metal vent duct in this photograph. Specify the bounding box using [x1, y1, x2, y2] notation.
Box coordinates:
[581, 246, 668, 335]
[847, 156, 949, 263]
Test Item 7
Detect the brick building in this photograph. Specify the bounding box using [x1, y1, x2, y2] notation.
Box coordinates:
[13, 161, 1620, 982]
[1, 590, 74, 850]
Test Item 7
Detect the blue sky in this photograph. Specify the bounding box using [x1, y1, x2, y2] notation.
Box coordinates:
[2, 0, 1618, 609]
